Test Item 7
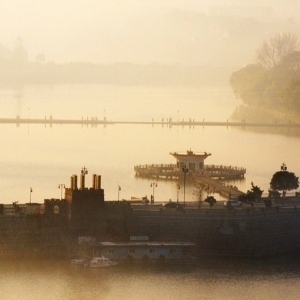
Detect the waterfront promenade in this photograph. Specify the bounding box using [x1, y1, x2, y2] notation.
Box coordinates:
[0, 117, 299, 128]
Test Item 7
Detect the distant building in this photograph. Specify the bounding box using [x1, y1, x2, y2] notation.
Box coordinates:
[170, 150, 211, 173]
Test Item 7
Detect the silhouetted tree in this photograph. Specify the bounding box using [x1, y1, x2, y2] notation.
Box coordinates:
[266, 189, 281, 207]
[204, 196, 217, 208]
[193, 183, 205, 202]
[239, 182, 263, 206]
[250, 181, 264, 200]
[270, 163, 299, 198]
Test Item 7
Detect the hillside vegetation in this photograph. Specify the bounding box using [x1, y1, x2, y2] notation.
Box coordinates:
[230, 33, 300, 123]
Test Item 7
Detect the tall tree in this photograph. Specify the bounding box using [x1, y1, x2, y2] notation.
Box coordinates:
[270, 163, 299, 197]
[238, 182, 263, 206]
[257, 33, 299, 69]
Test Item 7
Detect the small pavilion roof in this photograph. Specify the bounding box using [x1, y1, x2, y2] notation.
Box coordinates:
[170, 150, 211, 159]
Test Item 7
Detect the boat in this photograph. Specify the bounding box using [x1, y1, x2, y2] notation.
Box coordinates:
[93, 241, 197, 264]
[88, 256, 119, 268]
[71, 256, 87, 265]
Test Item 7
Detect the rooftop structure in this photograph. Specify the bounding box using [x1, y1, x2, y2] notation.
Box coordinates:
[134, 149, 245, 181]
[65, 167, 105, 230]
[170, 150, 211, 172]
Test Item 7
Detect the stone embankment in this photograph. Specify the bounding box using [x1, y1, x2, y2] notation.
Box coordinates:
[129, 199, 300, 257]
[1, 197, 300, 258]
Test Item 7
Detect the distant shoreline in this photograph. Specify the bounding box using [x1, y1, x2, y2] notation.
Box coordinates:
[0, 62, 232, 87]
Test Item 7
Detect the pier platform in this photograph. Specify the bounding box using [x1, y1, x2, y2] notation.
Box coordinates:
[134, 164, 246, 180]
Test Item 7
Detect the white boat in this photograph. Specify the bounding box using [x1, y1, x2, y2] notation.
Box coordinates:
[71, 257, 87, 265]
[88, 256, 119, 268]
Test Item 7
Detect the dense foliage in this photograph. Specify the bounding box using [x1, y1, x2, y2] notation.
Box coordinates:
[230, 33, 300, 114]
[238, 182, 263, 205]
[204, 196, 217, 207]
[270, 170, 299, 195]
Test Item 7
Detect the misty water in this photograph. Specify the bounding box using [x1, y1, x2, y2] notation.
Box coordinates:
[1, 83, 300, 300]
[1, 255, 300, 300]
[1, 84, 299, 203]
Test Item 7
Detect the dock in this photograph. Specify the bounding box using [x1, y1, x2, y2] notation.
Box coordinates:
[134, 150, 246, 199]
[134, 164, 246, 180]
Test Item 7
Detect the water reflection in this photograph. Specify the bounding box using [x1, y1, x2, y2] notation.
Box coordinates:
[1, 255, 300, 300]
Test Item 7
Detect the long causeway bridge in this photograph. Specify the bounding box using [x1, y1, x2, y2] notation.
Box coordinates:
[0, 117, 299, 128]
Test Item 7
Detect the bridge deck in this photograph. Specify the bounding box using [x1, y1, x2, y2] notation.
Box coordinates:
[192, 174, 244, 199]
[0, 117, 299, 128]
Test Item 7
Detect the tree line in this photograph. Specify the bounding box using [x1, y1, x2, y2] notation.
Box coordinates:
[230, 33, 300, 115]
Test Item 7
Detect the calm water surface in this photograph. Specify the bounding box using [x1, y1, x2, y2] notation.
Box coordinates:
[1, 256, 300, 300]
[0, 84, 299, 202]
[1, 84, 300, 299]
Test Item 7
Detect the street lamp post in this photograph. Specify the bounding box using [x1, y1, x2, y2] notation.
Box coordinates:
[182, 165, 189, 206]
[281, 162, 287, 171]
[58, 184, 65, 200]
[177, 183, 180, 204]
[81, 166, 88, 176]
[29, 187, 33, 203]
[281, 162, 287, 198]
[118, 185, 121, 202]
[150, 182, 157, 203]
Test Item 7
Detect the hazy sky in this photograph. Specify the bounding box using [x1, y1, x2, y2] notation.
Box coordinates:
[1, 0, 299, 64]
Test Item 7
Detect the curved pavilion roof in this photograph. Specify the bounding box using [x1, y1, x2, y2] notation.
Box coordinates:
[170, 150, 211, 160]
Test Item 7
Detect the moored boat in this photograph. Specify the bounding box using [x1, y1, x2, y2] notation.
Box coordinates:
[88, 256, 119, 268]
[70, 257, 87, 265]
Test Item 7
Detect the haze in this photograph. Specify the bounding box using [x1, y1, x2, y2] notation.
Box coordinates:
[1, 0, 299, 66]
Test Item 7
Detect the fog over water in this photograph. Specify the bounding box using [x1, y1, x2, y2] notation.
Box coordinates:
[1, 1, 300, 300]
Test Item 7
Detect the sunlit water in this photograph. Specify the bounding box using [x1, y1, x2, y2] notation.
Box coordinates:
[1, 84, 300, 299]
[0, 84, 299, 203]
[1, 255, 300, 300]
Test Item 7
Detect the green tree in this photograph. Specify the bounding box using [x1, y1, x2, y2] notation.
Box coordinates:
[238, 182, 263, 206]
[230, 34, 300, 116]
[280, 51, 300, 72]
[270, 163, 299, 198]
[204, 196, 217, 208]
[229, 64, 265, 105]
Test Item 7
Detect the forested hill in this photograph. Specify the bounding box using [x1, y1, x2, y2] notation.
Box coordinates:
[230, 34, 300, 120]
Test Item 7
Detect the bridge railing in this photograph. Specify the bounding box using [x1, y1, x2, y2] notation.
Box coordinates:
[134, 164, 176, 171]
[204, 165, 246, 173]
